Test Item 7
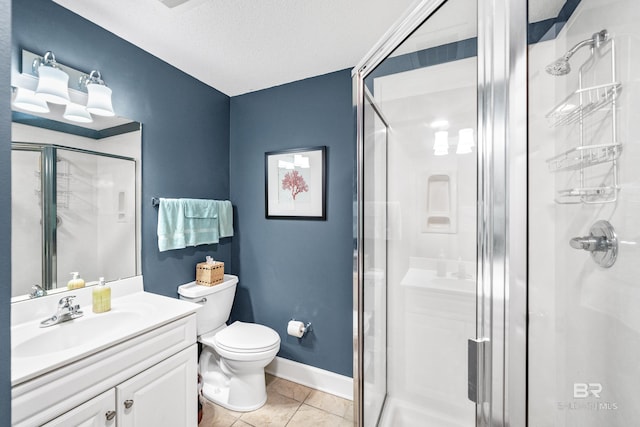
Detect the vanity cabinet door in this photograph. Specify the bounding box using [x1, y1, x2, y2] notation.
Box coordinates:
[42, 389, 116, 427]
[117, 344, 197, 427]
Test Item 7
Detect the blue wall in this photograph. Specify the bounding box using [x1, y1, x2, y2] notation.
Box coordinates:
[3, 10, 356, 422]
[11, 0, 232, 298]
[229, 70, 354, 377]
[1, 0, 12, 423]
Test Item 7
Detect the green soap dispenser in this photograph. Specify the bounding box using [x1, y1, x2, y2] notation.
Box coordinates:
[92, 277, 111, 313]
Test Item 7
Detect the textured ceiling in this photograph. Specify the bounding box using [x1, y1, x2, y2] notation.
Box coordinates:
[52, 0, 417, 96]
[51, 0, 565, 97]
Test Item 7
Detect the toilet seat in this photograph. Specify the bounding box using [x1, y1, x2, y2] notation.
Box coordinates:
[205, 321, 280, 354]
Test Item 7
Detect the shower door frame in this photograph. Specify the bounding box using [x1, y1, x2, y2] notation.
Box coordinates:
[352, 0, 528, 425]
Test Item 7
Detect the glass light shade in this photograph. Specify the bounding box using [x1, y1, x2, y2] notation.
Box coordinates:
[434, 147, 449, 156]
[430, 119, 449, 129]
[293, 154, 310, 168]
[278, 160, 294, 169]
[63, 103, 93, 123]
[86, 83, 115, 116]
[13, 88, 50, 113]
[433, 131, 449, 150]
[456, 128, 474, 154]
[35, 66, 70, 105]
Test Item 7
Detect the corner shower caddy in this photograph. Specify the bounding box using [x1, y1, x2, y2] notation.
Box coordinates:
[546, 31, 621, 204]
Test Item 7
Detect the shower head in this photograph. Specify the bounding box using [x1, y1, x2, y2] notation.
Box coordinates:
[545, 29, 608, 76]
[546, 57, 571, 76]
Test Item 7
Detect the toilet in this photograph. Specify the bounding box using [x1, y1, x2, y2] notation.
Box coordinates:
[178, 274, 280, 412]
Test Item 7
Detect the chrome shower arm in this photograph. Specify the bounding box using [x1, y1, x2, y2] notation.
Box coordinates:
[563, 30, 608, 61]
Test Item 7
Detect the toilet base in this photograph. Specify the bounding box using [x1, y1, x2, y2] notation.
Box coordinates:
[199, 346, 271, 412]
[202, 381, 267, 412]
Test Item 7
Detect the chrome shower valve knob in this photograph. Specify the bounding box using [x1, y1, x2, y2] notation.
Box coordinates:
[569, 220, 617, 268]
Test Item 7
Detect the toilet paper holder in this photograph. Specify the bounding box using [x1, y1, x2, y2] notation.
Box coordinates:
[289, 319, 312, 337]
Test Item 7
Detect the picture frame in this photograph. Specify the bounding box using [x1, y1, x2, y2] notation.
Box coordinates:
[265, 146, 326, 219]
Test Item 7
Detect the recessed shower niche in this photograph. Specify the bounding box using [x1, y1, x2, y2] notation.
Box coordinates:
[422, 172, 456, 233]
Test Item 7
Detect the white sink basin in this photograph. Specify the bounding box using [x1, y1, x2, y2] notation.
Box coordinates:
[11, 279, 201, 386]
[13, 310, 142, 358]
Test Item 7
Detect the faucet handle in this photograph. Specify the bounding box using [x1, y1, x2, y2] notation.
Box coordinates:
[58, 295, 76, 306]
[29, 284, 47, 298]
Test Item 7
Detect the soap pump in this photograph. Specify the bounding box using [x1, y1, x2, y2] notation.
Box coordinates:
[92, 277, 111, 313]
[67, 272, 85, 290]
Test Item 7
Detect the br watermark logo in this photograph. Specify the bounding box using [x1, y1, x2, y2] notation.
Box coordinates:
[556, 383, 619, 411]
[573, 383, 602, 398]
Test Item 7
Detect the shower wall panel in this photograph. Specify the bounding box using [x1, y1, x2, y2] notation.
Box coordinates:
[529, 0, 640, 425]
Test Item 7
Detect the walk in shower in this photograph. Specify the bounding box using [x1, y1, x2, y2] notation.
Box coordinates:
[354, 0, 640, 425]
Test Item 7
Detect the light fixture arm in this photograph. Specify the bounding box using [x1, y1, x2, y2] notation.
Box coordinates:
[32, 51, 61, 75]
[79, 70, 107, 88]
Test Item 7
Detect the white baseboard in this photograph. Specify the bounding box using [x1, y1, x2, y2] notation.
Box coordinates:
[266, 356, 353, 400]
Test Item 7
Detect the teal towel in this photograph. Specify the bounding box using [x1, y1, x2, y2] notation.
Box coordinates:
[181, 198, 219, 248]
[157, 198, 233, 252]
[183, 198, 218, 218]
[157, 198, 186, 252]
[216, 200, 234, 238]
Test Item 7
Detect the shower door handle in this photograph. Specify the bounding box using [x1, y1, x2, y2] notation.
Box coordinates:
[468, 338, 489, 404]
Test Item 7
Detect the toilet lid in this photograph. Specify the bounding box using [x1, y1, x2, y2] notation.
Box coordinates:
[214, 321, 280, 353]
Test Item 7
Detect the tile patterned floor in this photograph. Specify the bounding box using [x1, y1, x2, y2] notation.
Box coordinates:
[199, 374, 354, 427]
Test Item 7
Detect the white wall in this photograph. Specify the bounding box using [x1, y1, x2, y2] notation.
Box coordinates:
[10, 150, 42, 296]
[528, 0, 640, 425]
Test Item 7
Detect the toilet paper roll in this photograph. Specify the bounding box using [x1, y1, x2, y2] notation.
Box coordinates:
[287, 320, 305, 338]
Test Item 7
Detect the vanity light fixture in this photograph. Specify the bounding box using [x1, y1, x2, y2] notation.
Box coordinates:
[82, 71, 115, 117]
[63, 102, 93, 123]
[433, 130, 449, 156]
[15, 50, 117, 122]
[456, 128, 474, 154]
[12, 87, 50, 113]
[34, 51, 71, 105]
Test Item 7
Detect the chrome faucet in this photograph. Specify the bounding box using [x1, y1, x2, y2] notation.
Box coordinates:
[40, 295, 84, 328]
[29, 284, 47, 299]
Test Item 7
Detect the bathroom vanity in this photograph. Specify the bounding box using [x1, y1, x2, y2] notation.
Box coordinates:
[11, 276, 200, 427]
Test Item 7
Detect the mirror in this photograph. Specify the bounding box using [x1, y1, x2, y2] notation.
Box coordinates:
[10, 102, 141, 302]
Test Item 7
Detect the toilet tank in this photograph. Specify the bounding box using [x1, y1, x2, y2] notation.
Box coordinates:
[178, 274, 238, 336]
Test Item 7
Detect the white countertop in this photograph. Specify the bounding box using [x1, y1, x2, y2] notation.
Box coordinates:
[11, 276, 200, 386]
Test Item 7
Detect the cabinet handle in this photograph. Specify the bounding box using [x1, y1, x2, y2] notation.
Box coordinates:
[124, 399, 134, 409]
[105, 410, 116, 421]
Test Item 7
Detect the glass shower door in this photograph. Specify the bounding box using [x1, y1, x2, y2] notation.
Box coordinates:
[362, 90, 389, 427]
[358, 0, 479, 425]
[56, 148, 136, 287]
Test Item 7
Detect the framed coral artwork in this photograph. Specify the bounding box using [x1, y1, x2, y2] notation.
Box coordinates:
[265, 146, 326, 219]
